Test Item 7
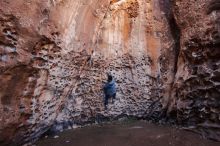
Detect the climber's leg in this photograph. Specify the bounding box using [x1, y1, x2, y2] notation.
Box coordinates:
[112, 93, 116, 104]
[104, 94, 109, 110]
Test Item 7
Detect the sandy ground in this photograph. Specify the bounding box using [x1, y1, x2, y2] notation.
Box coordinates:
[36, 121, 220, 146]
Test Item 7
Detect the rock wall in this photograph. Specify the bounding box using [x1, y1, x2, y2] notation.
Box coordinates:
[169, 0, 220, 141]
[0, 0, 110, 145]
[56, 0, 168, 124]
[0, 0, 169, 145]
[0, 0, 219, 145]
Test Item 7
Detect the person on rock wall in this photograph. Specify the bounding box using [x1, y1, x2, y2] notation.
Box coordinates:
[103, 74, 116, 110]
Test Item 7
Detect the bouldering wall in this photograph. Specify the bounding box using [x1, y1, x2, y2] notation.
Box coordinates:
[0, 0, 110, 145]
[0, 0, 219, 145]
[56, 0, 169, 125]
[0, 0, 171, 145]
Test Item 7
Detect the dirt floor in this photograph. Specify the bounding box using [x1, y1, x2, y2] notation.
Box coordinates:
[36, 121, 220, 146]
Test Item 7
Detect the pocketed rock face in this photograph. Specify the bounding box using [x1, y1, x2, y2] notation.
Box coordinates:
[56, 0, 168, 126]
[0, 0, 110, 145]
[0, 0, 220, 145]
[0, 0, 172, 145]
[169, 0, 220, 141]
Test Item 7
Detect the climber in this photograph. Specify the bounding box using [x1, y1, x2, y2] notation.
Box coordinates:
[103, 74, 116, 110]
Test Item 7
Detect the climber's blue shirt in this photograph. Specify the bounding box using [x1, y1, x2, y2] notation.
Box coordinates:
[104, 80, 116, 96]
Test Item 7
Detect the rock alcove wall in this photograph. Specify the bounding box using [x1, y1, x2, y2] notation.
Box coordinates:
[0, 0, 219, 145]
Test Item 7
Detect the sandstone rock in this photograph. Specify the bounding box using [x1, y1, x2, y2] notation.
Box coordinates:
[0, 0, 219, 145]
[169, 0, 220, 141]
